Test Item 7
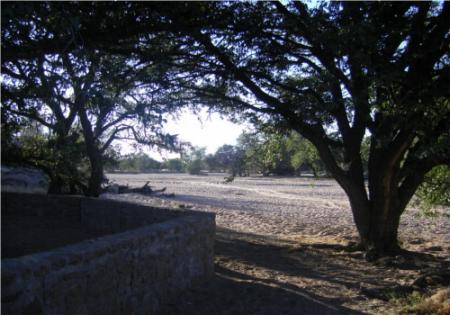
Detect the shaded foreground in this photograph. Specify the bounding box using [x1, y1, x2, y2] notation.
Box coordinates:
[161, 229, 366, 315]
[160, 229, 449, 315]
[105, 173, 450, 314]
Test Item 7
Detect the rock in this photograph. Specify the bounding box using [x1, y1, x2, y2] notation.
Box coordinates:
[376, 256, 395, 267]
[1, 165, 49, 194]
[426, 246, 443, 252]
[408, 238, 425, 245]
[106, 184, 120, 194]
[413, 270, 450, 288]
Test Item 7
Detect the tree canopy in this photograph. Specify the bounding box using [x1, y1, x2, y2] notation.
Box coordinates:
[2, 2, 182, 195]
[159, 1, 449, 257]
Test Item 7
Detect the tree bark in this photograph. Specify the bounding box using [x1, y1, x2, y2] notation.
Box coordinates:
[78, 104, 104, 197]
[347, 178, 404, 260]
[86, 150, 104, 197]
[308, 163, 318, 178]
[347, 203, 402, 261]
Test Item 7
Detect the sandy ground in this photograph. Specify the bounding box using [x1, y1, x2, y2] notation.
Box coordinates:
[104, 173, 450, 314]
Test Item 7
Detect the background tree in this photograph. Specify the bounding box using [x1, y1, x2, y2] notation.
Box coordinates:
[163, 158, 184, 173]
[211, 144, 246, 176]
[183, 146, 207, 175]
[414, 165, 450, 216]
[286, 132, 324, 177]
[235, 128, 325, 177]
[204, 153, 221, 172]
[112, 153, 162, 173]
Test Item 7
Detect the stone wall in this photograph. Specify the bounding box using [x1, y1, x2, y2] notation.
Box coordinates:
[1, 192, 215, 315]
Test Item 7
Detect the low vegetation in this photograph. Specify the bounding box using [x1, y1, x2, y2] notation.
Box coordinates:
[391, 289, 450, 315]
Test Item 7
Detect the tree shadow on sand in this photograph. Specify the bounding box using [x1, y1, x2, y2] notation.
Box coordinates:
[215, 228, 448, 309]
[161, 228, 448, 314]
[160, 265, 365, 315]
[161, 228, 371, 315]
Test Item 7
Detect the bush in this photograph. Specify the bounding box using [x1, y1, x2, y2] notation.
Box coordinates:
[164, 158, 184, 172]
[186, 159, 203, 175]
[414, 165, 450, 216]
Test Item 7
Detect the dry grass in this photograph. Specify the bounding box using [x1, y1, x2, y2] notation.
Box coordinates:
[414, 288, 450, 315]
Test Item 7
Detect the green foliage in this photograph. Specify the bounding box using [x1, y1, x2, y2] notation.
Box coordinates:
[287, 132, 323, 177]
[207, 144, 246, 175]
[258, 132, 291, 175]
[233, 129, 325, 176]
[114, 153, 161, 173]
[185, 159, 203, 175]
[414, 165, 450, 216]
[360, 138, 371, 176]
[1, 121, 89, 194]
[164, 158, 184, 172]
[236, 131, 266, 174]
[183, 146, 206, 175]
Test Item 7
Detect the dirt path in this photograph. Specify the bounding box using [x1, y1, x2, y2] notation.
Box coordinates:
[105, 173, 450, 314]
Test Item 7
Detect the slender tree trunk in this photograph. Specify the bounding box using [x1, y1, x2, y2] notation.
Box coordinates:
[309, 163, 318, 178]
[86, 151, 104, 197]
[48, 134, 70, 194]
[78, 105, 104, 197]
[80, 129, 104, 197]
[48, 173, 63, 194]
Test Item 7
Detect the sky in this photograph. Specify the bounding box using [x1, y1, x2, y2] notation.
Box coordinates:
[120, 108, 249, 161]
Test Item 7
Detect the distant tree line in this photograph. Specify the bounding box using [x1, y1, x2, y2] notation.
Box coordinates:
[107, 128, 331, 177]
[204, 128, 327, 177]
[106, 153, 180, 173]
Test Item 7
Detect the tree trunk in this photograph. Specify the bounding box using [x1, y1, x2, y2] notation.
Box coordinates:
[368, 201, 402, 252]
[349, 190, 403, 260]
[309, 163, 318, 178]
[48, 172, 63, 194]
[78, 104, 104, 197]
[82, 130, 104, 197]
[86, 153, 104, 197]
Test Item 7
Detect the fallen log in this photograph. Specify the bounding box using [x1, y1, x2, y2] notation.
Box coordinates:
[223, 176, 235, 183]
[103, 181, 171, 196]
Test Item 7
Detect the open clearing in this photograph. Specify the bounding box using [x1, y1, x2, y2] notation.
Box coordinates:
[104, 173, 450, 314]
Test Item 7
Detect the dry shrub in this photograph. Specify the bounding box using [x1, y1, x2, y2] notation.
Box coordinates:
[414, 288, 450, 315]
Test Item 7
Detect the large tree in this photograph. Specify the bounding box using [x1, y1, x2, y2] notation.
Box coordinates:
[1, 2, 181, 196]
[159, 1, 449, 257]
